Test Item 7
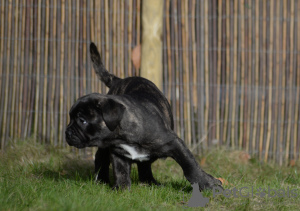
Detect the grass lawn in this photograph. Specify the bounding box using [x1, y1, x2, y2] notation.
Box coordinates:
[0, 139, 299, 211]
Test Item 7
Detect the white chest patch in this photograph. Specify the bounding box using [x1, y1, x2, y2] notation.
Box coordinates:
[119, 144, 149, 162]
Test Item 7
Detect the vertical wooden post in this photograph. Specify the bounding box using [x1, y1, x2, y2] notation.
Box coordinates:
[141, 0, 164, 90]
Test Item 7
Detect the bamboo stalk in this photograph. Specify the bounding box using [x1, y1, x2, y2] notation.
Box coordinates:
[86, 0, 91, 95]
[238, 0, 245, 149]
[105, 0, 109, 71]
[165, 0, 172, 100]
[74, 0, 79, 100]
[26, 0, 36, 138]
[95, 0, 101, 92]
[38, 0, 45, 141]
[191, 0, 197, 107]
[181, 0, 191, 145]
[176, 0, 184, 139]
[264, 0, 274, 163]
[216, 0, 222, 143]
[136, 0, 140, 75]
[10, 0, 20, 140]
[259, 0, 267, 161]
[90, 0, 96, 156]
[15, 0, 24, 139]
[18, 0, 26, 138]
[196, 1, 205, 151]
[187, 0, 194, 144]
[273, 0, 281, 163]
[209, 0, 216, 144]
[0, 0, 5, 116]
[123, 0, 128, 78]
[0, 1, 5, 143]
[223, 1, 230, 146]
[219, 0, 226, 144]
[278, 1, 287, 164]
[21, 0, 29, 138]
[74, 0, 80, 155]
[50, 0, 57, 144]
[1, 0, 13, 147]
[128, 0, 133, 76]
[230, 0, 238, 148]
[191, 0, 197, 145]
[95, 0, 100, 58]
[78, 0, 83, 97]
[163, 5, 167, 98]
[294, 0, 300, 161]
[252, 0, 260, 156]
[170, 1, 178, 134]
[246, 0, 253, 152]
[172, 1, 177, 134]
[116, 0, 120, 76]
[54, 1, 61, 146]
[67, 0, 72, 113]
[89, 0, 94, 92]
[174, 0, 180, 136]
[82, 0, 86, 93]
[69, 0, 76, 149]
[42, 0, 50, 142]
[120, 0, 124, 78]
[136, 0, 140, 45]
[59, 0, 65, 146]
[90, 0, 94, 44]
[23, 0, 33, 138]
[204, 0, 209, 146]
[285, 0, 295, 165]
[26, 1, 34, 138]
[131, 0, 136, 76]
[112, 0, 117, 76]
[184, 0, 190, 144]
[33, 0, 42, 140]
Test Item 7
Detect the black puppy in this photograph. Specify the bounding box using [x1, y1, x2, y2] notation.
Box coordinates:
[65, 42, 222, 190]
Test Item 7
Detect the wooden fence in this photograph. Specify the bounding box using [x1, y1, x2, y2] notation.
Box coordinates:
[0, 0, 299, 164]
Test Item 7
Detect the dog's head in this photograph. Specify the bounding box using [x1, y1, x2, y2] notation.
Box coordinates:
[65, 93, 125, 148]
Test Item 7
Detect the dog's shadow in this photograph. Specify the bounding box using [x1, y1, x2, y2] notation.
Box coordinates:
[33, 156, 193, 193]
[32, 156, 96, 182]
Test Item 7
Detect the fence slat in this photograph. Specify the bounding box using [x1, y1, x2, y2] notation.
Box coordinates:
[1, 0, 12, 147]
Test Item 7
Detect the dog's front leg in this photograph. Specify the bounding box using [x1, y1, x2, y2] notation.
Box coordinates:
[137, 161, 159, 185]
[110, 152, 132, 190]
[165, 136, 223, 191]
[95, 147, 110, 183]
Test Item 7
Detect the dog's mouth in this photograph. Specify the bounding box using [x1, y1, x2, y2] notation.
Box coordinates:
[68, 142, 86, 149]
[65, 127, 87, 149]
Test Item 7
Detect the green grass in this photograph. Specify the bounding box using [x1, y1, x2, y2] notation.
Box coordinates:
[0, 139, 299, 211]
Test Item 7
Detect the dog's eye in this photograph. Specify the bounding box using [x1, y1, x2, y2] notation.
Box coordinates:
[79, 118, 87, 125]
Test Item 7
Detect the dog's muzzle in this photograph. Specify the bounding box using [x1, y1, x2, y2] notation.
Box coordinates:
[65, 127, 87, 149]
[65, 129, 74, 145]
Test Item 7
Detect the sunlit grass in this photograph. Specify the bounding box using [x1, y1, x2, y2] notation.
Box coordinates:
[0, 139, 299, 210]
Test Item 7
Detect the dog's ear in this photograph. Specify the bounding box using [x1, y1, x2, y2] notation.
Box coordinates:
[100, 99, 126, 131]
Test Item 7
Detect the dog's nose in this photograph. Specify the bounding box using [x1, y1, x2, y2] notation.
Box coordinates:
[65, 130, 72, 139]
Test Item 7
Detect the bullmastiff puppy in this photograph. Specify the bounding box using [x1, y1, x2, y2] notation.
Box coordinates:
[65, 42, 222, 191]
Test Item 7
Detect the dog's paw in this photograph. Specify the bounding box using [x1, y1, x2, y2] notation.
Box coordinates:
[140, 178, 161, 186]
[95, 173, 110, 184]
[112, 184, 131, 191]
[199, 175, 224, 191]
[95, 177, 110, 184]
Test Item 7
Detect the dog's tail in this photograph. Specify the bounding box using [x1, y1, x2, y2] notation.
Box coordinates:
[90, 42, 120, 88]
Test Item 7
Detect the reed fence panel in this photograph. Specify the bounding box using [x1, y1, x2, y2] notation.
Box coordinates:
[0, 0, 299, 164]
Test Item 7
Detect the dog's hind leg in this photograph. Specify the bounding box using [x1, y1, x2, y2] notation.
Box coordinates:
[95, 147, 110, 183]
[137, 161, 160, 185]
[165, 135, 223, 191]
[111, 152, 132, 190]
